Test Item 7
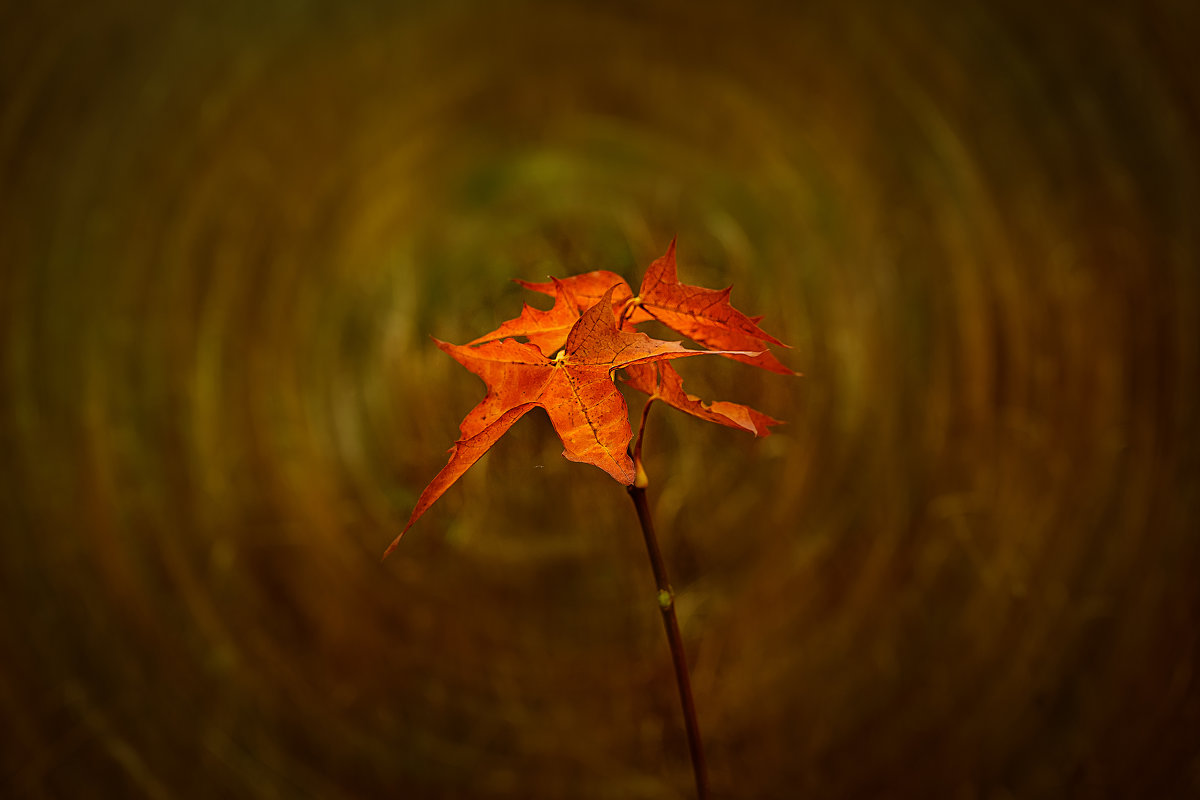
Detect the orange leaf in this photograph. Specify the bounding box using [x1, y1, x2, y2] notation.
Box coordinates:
[634, 239, 796, 375]
[468, 278, 582, 356]
[516, 271, 634, 315]
[517, 244, 796, 374]
[624, 361, 781, 437]
[383, 402, 537, 560]
[385, 286, 753, 556]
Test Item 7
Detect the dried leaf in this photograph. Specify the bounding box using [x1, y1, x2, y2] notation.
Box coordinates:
[623, 361, 780, 437]
[469, 278, 581, 356]
[515, 271, 634, 314]
[633, 239, 796, 375]
[385, 286, 752, 557]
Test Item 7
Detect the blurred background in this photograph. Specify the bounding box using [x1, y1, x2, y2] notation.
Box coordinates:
[2, 1, 1198, 797]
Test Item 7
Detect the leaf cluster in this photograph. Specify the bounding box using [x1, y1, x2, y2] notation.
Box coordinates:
[386, 240, 794, 557]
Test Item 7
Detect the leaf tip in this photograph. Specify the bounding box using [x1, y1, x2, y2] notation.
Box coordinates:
[381, 531, 405, 561]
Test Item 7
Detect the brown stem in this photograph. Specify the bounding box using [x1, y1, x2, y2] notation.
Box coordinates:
[627, 481, 709, 799]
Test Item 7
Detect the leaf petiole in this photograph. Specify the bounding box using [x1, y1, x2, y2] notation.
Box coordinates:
[618, 295, 642, 329]
[632, 395, 656, 489]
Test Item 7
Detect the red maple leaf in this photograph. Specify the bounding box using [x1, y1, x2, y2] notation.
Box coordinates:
[623, 361, 780, 437]
[468, 278, 583, 356]
[515, 270, 634, 317]
[384, 285, 753, 558]
[519, 240, 795, 375]
[512, 241, 794, 438]
[629, 239, 795, 375]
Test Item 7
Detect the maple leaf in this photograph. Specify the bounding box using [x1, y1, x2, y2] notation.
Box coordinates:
[384, 285, 754, 558]
[518, 241, 795, 375]
[515, 270, 634, 315]
[623, 361, 780, 437]
[630, 239, 796, 375]
[467, 278, 582, 356]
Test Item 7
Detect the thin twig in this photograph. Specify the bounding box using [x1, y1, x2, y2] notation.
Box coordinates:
[627, 398, 709, 799]
[628, 485, 708, 799]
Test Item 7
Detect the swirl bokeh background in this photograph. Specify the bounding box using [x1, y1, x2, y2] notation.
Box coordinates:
[3, 1, 1198, 797]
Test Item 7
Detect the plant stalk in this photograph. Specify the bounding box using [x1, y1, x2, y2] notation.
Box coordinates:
[627, 482, 709, 800]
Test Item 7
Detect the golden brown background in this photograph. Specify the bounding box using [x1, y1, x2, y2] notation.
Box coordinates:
[3, 1, 1198, 797]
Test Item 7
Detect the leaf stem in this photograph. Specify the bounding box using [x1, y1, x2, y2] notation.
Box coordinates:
[632, 394, 656, 488]
[627, 474, 709, 798]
